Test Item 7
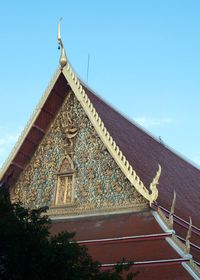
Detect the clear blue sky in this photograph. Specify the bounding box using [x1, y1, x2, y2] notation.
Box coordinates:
[0, 0, 200, 168]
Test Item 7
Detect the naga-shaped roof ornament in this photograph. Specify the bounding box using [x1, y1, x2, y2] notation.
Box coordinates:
[58, 17, 67, 69]
[169, 191, 176, 228]
[149, 164, 161, 206]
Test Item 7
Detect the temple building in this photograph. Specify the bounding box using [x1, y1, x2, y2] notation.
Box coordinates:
[0, 23, 200, 279]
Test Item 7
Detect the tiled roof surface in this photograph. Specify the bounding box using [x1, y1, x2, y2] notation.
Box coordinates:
[86, 87, 200, 231]
[50, 211, 163, 239]
[124, 264, 193, 280]
[50, 212, 193, 280]
[1, 71, 200, 277]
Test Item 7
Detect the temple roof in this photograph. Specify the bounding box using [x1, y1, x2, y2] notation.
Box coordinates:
[0, 57, 200, 278]
[86, 86, 200, 224]
[1, 69, 199, 225]
[50, 211, 197, 279]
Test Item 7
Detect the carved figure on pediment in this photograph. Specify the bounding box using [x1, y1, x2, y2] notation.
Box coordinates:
[113, 182, 122, 193]
[88, 168, 95, 180]
[59, 110, 78, 147]
[33, 158, 41, 169]
[58, 154, 74, 172]
[12, 91, 146, 212]
[97, 183, 103, 195]
[59, 157, 71, 173]
[79, 185, 87, 197]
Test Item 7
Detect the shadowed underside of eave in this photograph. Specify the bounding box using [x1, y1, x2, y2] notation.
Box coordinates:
[0, 73, 69, 188]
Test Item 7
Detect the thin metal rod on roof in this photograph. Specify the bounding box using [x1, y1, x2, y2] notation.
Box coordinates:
[86, 53, 90, 83]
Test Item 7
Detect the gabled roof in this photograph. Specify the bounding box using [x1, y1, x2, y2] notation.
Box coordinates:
[50, 211, 199, 279]
[85, 85, 200, 238]
[1, 61, 199, 226]
[0, 66, 161, 204]
[0, 70, 68, 187]
[0, 47, 200, 277]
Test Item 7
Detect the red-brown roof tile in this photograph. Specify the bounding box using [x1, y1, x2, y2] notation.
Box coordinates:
[50, 211, 164, 240]
[85, 87, 200, 232]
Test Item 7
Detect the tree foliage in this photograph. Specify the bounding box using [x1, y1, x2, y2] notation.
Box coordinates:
[0, 187, 137, 280]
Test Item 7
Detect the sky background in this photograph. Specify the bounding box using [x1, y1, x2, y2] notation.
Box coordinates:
[0, 0, 200, 169]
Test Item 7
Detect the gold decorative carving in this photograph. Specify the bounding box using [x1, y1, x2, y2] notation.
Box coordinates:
[171, 234, 188, 253]
[1, 25, 163, 205]
[1, 34, 163, 207]
[10, 81, 147, 213]
[188, 260, 200, 277]
[157, 207, 194, 256]
[169, 191, 176, 229]
[55, 175, 73, 205]
[54, 151, 75, 206]
[59, 97, 78, 149]
[149, 164, 161, 206]
[157, 206, 172, 229]
[48, 203, 148, 217]
[80, 185, 87, 197]
[185, 216, 192, 254]
[57, 18, 67, 69]
[62, 62, 162, 205]
[113, 182, 122, 193]
[59, 157, 72, 173]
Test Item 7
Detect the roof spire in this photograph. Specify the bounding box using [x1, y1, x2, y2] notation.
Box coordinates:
[58, 17, 67, 69]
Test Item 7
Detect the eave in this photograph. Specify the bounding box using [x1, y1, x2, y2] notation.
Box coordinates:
[0, 69, 68, 187]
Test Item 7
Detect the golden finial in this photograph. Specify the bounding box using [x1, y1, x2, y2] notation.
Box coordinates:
[169, 191, 176, 228]
[185, 216, 192, 254]
[58, 17, 67, 69]
[149, 164, 161, 206]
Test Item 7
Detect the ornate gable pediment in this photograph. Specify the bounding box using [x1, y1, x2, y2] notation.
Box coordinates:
[1, 20, 162, 213]
[11, 91, 146, 215]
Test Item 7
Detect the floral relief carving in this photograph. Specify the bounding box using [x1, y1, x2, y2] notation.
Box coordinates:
[11, 91, 146, 213]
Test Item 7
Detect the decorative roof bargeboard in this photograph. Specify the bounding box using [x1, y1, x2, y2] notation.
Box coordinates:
[0, 21, 162, 207]
[62, 62, 161, 205]
[57, 20, 161, 205]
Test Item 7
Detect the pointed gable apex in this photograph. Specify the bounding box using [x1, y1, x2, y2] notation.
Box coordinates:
[1, 58, 200, 234]
[0, 63, 160, 206]
[61, 64, 161, 205]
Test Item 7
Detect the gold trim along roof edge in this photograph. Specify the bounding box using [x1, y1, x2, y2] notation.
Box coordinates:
[0, 60, 161, 205]
[0, 68, 61, 181]
[62, 63, 161, 205]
